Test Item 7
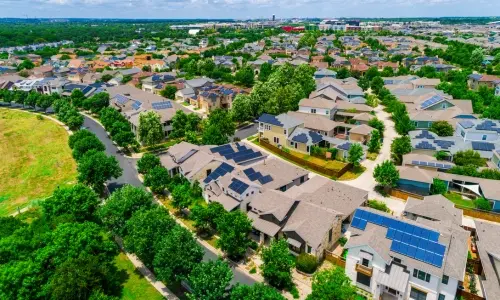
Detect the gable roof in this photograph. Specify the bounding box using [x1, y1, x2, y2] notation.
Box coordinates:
[257, 113, 303, 129]
[405, 195, 463, 225]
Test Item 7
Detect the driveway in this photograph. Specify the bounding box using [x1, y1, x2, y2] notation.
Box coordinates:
[83, 115, 256, 286]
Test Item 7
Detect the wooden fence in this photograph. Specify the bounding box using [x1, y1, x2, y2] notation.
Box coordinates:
[259, 140, 352, 178]
[455, 205, 500, 223]
[389, 188, 424, 201]
[324, 250, 346, 268]
[468, 258, 483, 275]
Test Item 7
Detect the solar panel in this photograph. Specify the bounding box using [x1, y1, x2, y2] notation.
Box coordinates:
[435, 140, 455, 149]
[415, 141, 437, 150]
[151, 101, 173, 110]
[420, 95, 443, 109]
[243, 168, 255, 176]
[115, 94, 129, 105]
[211, 144, 232, 154]
[459, 120, 474, 129]
[234, 151, 263, 164]
[228, 178, 249, 195]
[248, 171, 263, 181]
[415, 130, 435, 140]
[472, 141, 495, 151]
[132, 101, 142, 110]
[202, 162, 234, 184]
[258, 175, 273, 185]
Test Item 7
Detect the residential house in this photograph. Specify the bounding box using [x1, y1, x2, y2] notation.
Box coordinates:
[258, 113, 323, 155]
[468, 74, 500, 90]
[190, 85, 244, 112]
[175, 77, 215, 102]
[106, 85, 192, 139]
[141, 73, 176, 94]
[345, 207, 468, 300]
[473, 220, 500, 300]
[403, 195, 463, 226]
[298, 97, 337, 120]
[31, 65, 54, 78]
[314, 68, 337, 79]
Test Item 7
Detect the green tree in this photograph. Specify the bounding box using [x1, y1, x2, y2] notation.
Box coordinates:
[113, 130, 136, 148]
[230, 283, 285, 300]
[144, 166, 171, 194]
[391, 136, 412, 165]
[171, 181, 193, 210]
[358, 76, 370, 91]
[261, 239, 295, 289]
[137, 153, 161, 174]
[202, 109, 235, 145]
[170, 110, 188, 138]
[216, 211, 252, 260]
[365, 66, 380, 81]
[347, 143, 364, 167]
[72, 135, 106, 160]
[258, 63, 273, 82]
[232, 94, 253, 122]
[474, 198, 492, 211]
[370, 76, 385, 95]
[101, 74, 113, 82]
[307, 267, 357, 300]
[235, 66, 255, 87]
[17, 59, 34, 71]
[190, 202, 226, 234]
[77, 150, 122, 194]
[470, 48, 484, 67]
[336, 67, 351, 79]
[368, 129, 381, 153]
[453, 150, 484, 167]
[153, 226, 204, 282]
[42, 184, 99, 222]
[124, 207, 176, 267]
[430, 178, 448, 195]
[187, 259, 233, 300]
[83, 92, 110, 114]
[160, 85, 177, 99]
[374, 160, 400, 192]
[138, 111, 164, 146]
[97, 185, 154, 236]
[292, 64, 316, 96]
[69, 129, 96, 149]
[368, 117, 385, 138]
[430, 121, 454, 137]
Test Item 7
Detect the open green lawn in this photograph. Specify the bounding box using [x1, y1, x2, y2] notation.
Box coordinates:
[444, 192, 475, 208]
[0, 109, 77, 216]
[114, 252, 164, 300]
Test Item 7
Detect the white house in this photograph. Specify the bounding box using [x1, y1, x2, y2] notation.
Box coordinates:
[344, 207, 468, 300]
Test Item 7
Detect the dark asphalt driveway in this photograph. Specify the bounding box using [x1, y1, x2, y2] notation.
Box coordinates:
[83, 115, 255, 286]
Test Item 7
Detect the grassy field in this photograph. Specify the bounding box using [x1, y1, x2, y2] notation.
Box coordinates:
[114, 252, 164, 300]
[0, 109, 77, 216]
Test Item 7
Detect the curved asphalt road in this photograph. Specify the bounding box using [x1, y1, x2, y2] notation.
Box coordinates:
[83, 116, 256, 286]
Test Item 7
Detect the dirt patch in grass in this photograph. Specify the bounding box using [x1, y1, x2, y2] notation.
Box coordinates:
[0, 109, 77, 216]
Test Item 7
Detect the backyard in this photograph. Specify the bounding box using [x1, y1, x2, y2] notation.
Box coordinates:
[0, 109, 77, 215]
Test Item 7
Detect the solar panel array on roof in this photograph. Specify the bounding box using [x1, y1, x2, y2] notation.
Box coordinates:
[337, 142, 351, 151]
[257, 113, 283, 127]
[471, 141, 495, 151]
[459, 120, 474, 129]
[411, 160, 453, 170]
[292, 133, 308, 143]
[210, 144, 233, 154]
[415, 141, 436, 150]
[476, 120, 500, 133]
[114, 94, 129, 105]
[228, 178, 249, 195]
[203, 162, 234, 184]
[420, 95, 443, 109]
[416, 130, 435, 139]
[81, 86, 93, 95]
[211, 144, 263, 165]
[258, 175, 274, 185]
[455, 115, 477, 120]
[434, 140, 454, 149]
[351, 209, 445, 268]
[151, 101, 173, 110]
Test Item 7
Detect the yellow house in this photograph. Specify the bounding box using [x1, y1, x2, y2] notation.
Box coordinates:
[258, 113, 323, 154]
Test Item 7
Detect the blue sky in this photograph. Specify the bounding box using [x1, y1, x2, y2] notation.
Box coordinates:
[1, 0, 499, 19]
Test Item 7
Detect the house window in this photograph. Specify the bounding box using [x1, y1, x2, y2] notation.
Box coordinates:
[410, 288, 427, 300]
[325, 110, 329, 115]
[206, 169, 212, 176]
[394, 258, 402, 264]
[294, 143, 298, 149]
[284, 129, 287, 135]
[311, 108, 317, 114]
[362, 258, 369, 267]
[328, 229, 333, 242]
[461, 130, 465, 137]
[482, 135, 487, 141]
[441, 103, 446, 109]
[442, 275, 449, 284]
[438, 294, 445, 300]
[417, 270, 426, 281]
[356, 272, 371, 287]
[307, 246, 312, 253]
[414, 269, 430, 283]
[306, 146, 310, 152]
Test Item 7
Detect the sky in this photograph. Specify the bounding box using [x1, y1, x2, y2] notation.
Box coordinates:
[1, 0, 499, 19]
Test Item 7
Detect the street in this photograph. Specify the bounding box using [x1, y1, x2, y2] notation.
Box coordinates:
[83, 115, 256, 286]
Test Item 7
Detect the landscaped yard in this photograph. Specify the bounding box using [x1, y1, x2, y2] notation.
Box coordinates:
[444, 192, 475, 208]
[0, 109, 77, 216]
[114, 252, 164, 300]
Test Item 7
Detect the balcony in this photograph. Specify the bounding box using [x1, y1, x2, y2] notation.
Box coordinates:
[356, 263, 373, 277]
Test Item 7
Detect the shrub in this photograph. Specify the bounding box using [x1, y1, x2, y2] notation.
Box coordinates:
[327, 148, 338, 159]
[474, 198, 492, 211]
[296, 253, 318, 274]
[337, 237, 348, 246]
[250, 267, 256, 274]
[289, 285, 299, 299]
[367, 199, 390, 213]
